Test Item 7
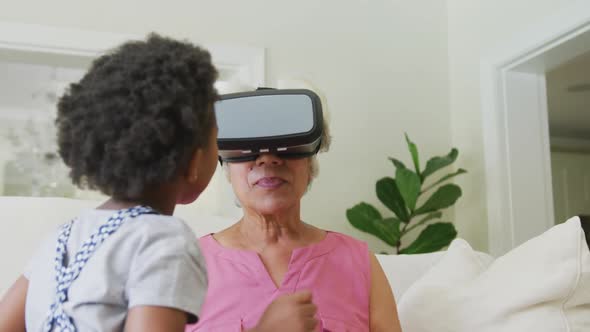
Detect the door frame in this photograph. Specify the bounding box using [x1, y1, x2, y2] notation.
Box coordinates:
[480, 1, 590, 255]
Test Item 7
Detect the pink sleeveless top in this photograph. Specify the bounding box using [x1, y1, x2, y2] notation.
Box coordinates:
[186, 231, 371, 332]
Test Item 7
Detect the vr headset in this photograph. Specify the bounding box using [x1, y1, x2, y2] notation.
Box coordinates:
[215, 88, 323, 163]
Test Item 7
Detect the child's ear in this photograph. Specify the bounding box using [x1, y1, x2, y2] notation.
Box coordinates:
[187, 149, 204, 183]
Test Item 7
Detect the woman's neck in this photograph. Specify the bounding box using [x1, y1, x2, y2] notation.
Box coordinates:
[237, 206, 308, 250]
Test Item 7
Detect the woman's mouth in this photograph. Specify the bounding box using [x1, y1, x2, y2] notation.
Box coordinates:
[255, 177, 286, 189]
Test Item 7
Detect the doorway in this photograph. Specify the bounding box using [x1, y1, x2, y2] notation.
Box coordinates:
[547, 52, 590, 224]
[481, 1, 590, 255]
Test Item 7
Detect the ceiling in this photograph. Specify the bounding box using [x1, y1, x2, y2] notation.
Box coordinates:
[547, 51, 590, 140]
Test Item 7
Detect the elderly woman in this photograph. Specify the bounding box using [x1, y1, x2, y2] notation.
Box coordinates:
[188, 91, 402, 332]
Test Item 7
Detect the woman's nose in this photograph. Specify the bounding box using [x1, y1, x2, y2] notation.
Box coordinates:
[255, 153, 284, 166]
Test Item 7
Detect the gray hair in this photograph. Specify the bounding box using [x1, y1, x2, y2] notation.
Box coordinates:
[308, 114, 331, 182]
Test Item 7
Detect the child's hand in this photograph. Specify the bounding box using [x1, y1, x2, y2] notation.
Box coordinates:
[249, 290, 318, 332]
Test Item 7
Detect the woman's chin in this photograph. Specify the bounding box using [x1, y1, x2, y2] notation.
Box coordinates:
[251, 198, 295, 215]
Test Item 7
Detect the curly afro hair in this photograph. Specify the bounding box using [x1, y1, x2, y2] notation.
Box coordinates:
[56, 33, 218, 200]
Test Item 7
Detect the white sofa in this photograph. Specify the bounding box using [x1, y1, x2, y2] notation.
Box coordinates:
[0, 196, 441, 299]
[2, 196, 589, 331]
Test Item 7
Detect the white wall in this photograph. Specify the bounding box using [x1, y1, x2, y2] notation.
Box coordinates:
[447, 0, 580, 252]
[5, 0, 578, 255]
[0, 0, 451, 253]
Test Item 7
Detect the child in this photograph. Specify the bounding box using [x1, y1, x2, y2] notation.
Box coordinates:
[0, 34, 219, 332]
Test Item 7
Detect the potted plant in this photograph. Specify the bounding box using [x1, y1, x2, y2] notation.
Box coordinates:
[346, 134, 466, 254]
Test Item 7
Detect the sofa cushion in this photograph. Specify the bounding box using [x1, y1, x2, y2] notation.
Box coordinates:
[377, 252, 445, 299]
[398, 217, 590, 332]
[0, 196, 236, 293]
[377, 249, 492, 299]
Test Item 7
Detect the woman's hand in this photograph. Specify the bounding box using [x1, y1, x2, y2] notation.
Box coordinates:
[249, 290, 318, 332]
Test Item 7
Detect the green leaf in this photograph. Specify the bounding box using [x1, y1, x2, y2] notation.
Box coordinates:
[422, 169, 467, 193]
[414, 184, 462, 215]
[346, 203, 401, 246]
[376, 177, 410, 222]
[388, 157, 407, 171]
[404, 212, 443, 235]
[372, 217, 402, 246]
[417, 211, 443, 225]
[421, 148, 458, 180]
[399, 222, 457, 254]
[395, 168, 421, 211]
[346, 202, 382, 234]
[405, 134, 420, 176]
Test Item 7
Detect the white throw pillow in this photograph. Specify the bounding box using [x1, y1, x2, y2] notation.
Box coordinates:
[377, 252, 446, 299]
[398, 217, 590, 332]
[377, 251, 494, 299]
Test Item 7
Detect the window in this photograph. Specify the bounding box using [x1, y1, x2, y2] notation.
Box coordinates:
[0, 22, 264, 217]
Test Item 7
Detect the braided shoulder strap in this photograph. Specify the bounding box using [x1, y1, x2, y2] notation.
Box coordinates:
[42, 206, 157, 332]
